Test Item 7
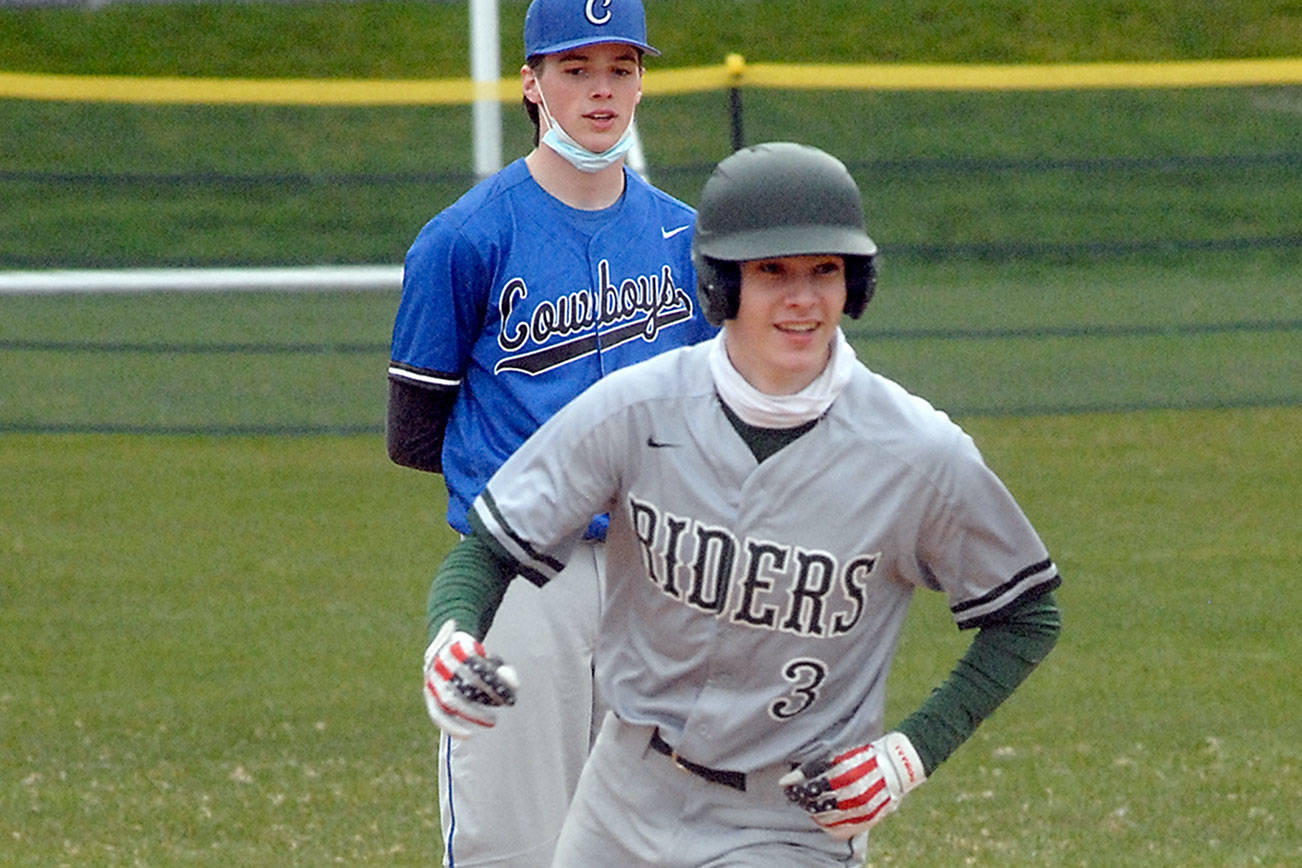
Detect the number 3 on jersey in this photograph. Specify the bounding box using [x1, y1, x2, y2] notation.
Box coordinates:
[769, 657, 829, 720]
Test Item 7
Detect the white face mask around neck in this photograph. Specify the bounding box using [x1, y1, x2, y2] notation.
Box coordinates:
[708, 329, 857, 429]
[536, 89, 636, 174]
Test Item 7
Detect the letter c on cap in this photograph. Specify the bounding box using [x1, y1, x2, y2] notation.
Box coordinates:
[586, 0, 612, 26]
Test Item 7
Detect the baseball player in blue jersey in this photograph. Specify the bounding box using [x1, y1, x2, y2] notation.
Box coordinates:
[388, 0, 714, 864]
[420, 142, 1063, 866]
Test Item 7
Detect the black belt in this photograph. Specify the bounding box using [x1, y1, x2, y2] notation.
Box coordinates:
[649, 729, 746, 792]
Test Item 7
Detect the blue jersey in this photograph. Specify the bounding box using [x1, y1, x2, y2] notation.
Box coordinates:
[390, 158, 716, 535]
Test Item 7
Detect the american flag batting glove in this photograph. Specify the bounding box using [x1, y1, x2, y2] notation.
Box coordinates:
[422, 620, 519, 740]
[780, 731, 927, 839]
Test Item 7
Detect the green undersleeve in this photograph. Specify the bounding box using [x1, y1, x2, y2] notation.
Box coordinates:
[425, 532, 516, 642]
[896, 589, 1062, 775]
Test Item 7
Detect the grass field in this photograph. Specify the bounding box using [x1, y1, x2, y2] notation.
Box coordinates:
[3, 251, 1299, 433]
[2, 0, 1300, 864]
[667, 1, 1300, 66]
[2, 1, 1299, 76]
[2, 261, 1300, 865]
[2, 2, 1300, 268]
[5, 86, 1300, 269]
[3, 406, 1299, 865]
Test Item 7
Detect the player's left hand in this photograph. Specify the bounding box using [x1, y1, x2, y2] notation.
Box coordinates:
[422, 619, 519, 740]
[780, 731, 927, 839]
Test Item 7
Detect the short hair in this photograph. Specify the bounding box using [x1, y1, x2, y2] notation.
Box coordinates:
[523, 55, 546, 146]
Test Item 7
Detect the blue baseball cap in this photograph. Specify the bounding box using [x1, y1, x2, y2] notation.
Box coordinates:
[524, 0, 660, 58]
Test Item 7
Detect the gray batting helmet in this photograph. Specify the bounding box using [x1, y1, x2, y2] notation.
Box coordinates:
[524, 0, 659, 59]
[692, 142, 878, 326]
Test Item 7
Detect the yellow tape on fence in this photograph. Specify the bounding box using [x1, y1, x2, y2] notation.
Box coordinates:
[0, 71, 519, 105]
[2, 58, 1300, 105]
[729, 58, 1302, 92]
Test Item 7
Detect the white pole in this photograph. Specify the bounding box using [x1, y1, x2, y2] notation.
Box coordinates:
[470, 0, 503, 179]
[0, 266, 402, 295]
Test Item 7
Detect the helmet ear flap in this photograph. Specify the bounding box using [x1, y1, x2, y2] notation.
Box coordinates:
[844, 255, 877, 319]
[694, 254, 741, 327]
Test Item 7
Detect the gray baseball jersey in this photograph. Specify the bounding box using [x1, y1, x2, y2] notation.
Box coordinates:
[472, 335, 1058, 774]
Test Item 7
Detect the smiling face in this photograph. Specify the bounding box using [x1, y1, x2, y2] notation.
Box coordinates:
[522, 41, 644, 153]
[724, 254, 848, 395]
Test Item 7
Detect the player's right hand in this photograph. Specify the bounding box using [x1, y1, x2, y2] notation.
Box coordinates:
[422, 619, 519, 740]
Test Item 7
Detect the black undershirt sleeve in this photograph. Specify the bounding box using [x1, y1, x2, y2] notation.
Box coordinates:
[387, 377, 457, 473]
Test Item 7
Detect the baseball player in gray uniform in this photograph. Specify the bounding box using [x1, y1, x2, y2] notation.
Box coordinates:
[421, 142, 1063, 866]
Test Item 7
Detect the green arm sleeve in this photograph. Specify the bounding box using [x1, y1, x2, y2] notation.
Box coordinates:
[425, 532, 517, 642]
[895, 588, 1062, 775]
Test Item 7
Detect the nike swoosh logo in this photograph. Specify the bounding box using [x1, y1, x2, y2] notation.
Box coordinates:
[647, 436, 680, 448]
[661, 225, 691, 239]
